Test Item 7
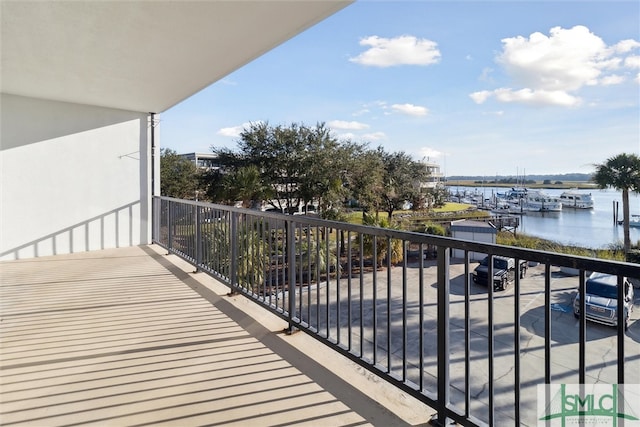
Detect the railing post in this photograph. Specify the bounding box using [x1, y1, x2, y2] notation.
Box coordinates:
[194, 203, 201, 271]
[286, 219, 297, 334]
[167, 200, 173, 252]
[432, 245, 451, 426]
[230, 211, 238, 291]
[152, 196, 158, 243]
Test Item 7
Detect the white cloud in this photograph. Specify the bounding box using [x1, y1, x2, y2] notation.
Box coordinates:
[479, 67, 494, 82]
[613, 39, 640, 54]
[625, 55, 640, 69]
[391, 103, 429, 116]
[494, 88, 582, 107]
[336, 132, 356, 140]
[362, 132, 387, 141]
[498, 26, 607, 91]
[327, 120, 370, 130]
[349, 35, 441, 67]
[352, 108, 370, 116]
[469, 90, 492, 104]
[600, 74, 625, 85]
[217, 121, 261, 137]
[418, 147, 444, 160]
[472, 25, 640, 107]
[217, 125, 244, 137]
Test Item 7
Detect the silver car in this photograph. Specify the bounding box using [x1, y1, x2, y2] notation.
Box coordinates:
[573, 273, 634, 331]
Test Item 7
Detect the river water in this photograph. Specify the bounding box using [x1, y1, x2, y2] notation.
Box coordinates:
[451, 186, 640, 249]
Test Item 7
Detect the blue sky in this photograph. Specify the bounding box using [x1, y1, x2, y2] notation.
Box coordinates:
[160, 0, 640, 177]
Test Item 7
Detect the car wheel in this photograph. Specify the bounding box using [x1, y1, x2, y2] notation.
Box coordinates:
[520, 267, 527, 278]
[499, 278, 506, 291]
[573, 311, 579, 319]
[625, 314, 630, 331]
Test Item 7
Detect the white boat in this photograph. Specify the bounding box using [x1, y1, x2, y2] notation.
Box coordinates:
[559, 189, 594, 209]
[523, 190, 563, 212]
[496, 188, 562, 212]
[502, 187, 528, 201]
[630, 214, 640, 228]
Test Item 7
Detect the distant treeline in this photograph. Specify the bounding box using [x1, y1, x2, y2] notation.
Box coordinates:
[447, 173, 592, 183]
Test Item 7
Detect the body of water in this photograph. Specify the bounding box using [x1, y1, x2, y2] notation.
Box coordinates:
[451, 186, 640, 249]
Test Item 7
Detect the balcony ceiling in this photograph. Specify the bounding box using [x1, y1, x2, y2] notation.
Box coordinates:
[0, 0, 351, 113]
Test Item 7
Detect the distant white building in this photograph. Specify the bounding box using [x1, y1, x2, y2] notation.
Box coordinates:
[421, 159, 444, 189]
[180, 152, 220, 170]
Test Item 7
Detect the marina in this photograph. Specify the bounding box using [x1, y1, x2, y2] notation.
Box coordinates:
[449, 186, 640, 249]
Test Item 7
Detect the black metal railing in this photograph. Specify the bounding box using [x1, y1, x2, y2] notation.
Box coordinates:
[152, 196, 640, 426]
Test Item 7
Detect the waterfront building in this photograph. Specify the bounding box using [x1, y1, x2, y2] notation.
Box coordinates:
[420, 159, 445, 189]
[179, 152, 221, 170]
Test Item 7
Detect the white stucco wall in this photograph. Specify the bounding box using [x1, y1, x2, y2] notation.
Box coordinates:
[1, 93, 155, 260]
[451, 230, 496, 261]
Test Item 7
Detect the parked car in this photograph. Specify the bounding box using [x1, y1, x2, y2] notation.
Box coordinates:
[472, 255, 527, 291]
[573, 273, 634, 331]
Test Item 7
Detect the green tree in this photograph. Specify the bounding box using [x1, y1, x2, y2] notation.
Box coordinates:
[318, 141, 364, 219]
[160, 148, 198, 199]
[222, 165, 271, 208]
[346, 147, 385, 218]
[215, 122, 341, 214]
[592, 153, 640, 254]
[379, 149, 429, 218]
[356, 213, 404, 266]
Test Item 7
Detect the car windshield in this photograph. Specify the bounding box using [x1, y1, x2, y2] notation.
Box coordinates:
[586, 282, 618, 299]
[494, 259, 509, 269]
[479, 258, 509, 269]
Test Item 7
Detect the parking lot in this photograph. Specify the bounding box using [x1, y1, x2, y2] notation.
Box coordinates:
[298, 257, 640, 426]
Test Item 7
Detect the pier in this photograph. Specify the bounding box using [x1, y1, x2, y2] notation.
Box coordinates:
[483, 215, 520, 235]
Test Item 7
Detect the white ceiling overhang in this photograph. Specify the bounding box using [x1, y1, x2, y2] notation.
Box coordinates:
[1, 0, 352, 113]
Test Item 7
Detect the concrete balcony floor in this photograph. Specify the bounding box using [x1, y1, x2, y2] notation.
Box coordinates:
[1, 245, 428, 426]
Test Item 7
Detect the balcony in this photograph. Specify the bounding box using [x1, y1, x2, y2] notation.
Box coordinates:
[0, 245, 416, 426]
[2, 196, 639, 426]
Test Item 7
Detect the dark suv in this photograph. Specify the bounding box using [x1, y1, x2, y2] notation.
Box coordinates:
[472, 256, 527, 291]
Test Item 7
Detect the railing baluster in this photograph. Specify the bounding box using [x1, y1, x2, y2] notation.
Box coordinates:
[419, 242, 425, 393]
[371, 235, 378, 366]
[488, 253, 495, 427]
[358, 236, 364, 357]
[230, 211, 238, 290]
[464, 250, 471, 419]
[402, 240, 408, 382]
[579, 270, 586, 385]
[385, 236, 391, 373]
[347, 231, 356, 350]
[195, 204, 201, 269]
[167, 200, 173, 252]
[616, 274, 625, 386]
[287, 219, 296, 333]
[514, 257, 521, 425]
[435, 245, 450, 425]
[544, 263, 551, 386]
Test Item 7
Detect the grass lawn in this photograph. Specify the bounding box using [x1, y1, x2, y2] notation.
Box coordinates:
[345, 202, 477, 225]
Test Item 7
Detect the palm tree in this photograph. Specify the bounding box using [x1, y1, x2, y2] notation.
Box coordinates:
[592, 153, 640, 254]
[224, 165, 270, 209]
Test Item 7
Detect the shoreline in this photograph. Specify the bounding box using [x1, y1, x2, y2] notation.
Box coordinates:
[445, 181, 596, 190]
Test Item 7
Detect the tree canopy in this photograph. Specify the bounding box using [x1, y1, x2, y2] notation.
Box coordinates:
[160, 149, 198, 199]
[592, 153, 640, 254]
[206, 122, 434, 218]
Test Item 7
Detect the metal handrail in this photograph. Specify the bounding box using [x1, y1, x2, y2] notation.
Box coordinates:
[152, 196, 639, 426]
